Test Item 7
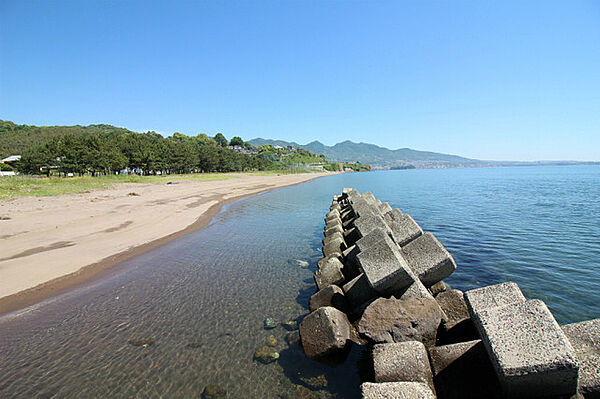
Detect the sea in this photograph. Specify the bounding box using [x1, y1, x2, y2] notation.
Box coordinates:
[0, 165, 598, 398]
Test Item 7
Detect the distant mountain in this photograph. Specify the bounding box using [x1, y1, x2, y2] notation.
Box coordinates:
[249, 138, 483, 168]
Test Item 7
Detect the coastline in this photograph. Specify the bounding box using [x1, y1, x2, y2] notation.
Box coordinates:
[0, 172, 337, 315]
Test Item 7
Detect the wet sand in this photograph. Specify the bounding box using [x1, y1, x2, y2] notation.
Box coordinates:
[0, 172, 333, 314]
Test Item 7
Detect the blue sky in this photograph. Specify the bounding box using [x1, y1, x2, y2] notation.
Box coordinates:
[1, 1, 599, 161]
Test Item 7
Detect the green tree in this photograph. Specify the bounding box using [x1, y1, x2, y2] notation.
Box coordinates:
[229, 136, 244, 147]
[213, 133, 228, 147]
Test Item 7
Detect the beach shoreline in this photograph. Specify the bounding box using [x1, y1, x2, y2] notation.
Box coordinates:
[0, 172, 336, 315]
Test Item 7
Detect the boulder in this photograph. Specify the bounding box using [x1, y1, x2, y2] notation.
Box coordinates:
[428, 340, 502, 399]
[361, 382, 435, 399]
[401, 232, 456, 287]
[309, 285, 347, 312]
[314, 256, 344, 290]
[464, 281, 526, 316]
[473, 299, 579, 398]
[429, 280, 450, 296]
[299, 307, 352, 359]
[357, 297, 443, 346]
[561, 318, 600, 397]
[435, 289, 470, 330]
[373, 342, 435, 392]
[342, 273, 377, 310]
[356, 233, 414, 295]
[384, 212, 423, 247]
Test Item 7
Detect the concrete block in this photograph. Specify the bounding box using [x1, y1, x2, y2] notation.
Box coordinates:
[464, 281, 526, 316]
[373, 342, 435, 392]
[324, 224, 344, 237]
[342, 273, 377, 310]
[428, 340, 501, 399]
[354, 213, 390, 238]
[325, 217, 343, 230]
[314, 256, 345, 289]
[435, 289, 470, 330]
[322, 235, 345, 257]
[299, 307, 352, 359]
[401, 232, 456, 287]
[355, 226, 393, 252]
[562, 318, 600, 397]
[361, 382, 435, 399]
[356, 232, 414, 295]
[385, 212, 423, 247]
[309, 285, 348, 312]
[378, 202, 393, 214]
[358, 297, 443, 346]
[323, 231, 345, 247]
[343, 226, 360, 246]
[341, 244, 361, 280]
[317, 254, 340, 269]
[326, 209, 340, 219]
[473, 299, 579, 397]
[325, 213, 341, 224]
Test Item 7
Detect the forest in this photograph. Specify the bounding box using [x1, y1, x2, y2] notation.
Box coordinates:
[0, 121, 342, 176]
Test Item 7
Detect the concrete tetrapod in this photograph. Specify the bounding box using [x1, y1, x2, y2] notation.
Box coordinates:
[299, 306, 352, 359]
[360, 382, 435, 399]
[561, 318, 600, 398]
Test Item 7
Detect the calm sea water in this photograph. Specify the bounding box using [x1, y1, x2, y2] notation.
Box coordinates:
[1, 165, 599, 398]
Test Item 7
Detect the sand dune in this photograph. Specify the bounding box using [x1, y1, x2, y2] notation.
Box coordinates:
[0, 172, 332, 313]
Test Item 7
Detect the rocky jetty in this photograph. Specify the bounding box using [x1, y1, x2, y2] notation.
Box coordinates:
[298, 188, 600, 398]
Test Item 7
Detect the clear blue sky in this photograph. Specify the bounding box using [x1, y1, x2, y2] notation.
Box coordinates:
[1, 1, 599, 161]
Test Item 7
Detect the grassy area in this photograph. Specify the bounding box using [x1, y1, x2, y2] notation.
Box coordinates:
[0, 173, 236, 200]
[0, 169, 325, 200]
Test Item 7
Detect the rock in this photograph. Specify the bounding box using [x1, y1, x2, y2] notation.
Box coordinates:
[314, 256, 345, 290]
[383, 211, 423, 247]
[464, 281, 526, 316]
[357, 297, 443, 346]
[254, 345, 280, 363]
[401, 232, 456, 287]
[266, 335, 278, 347]
[435, 289, 470, 330]
[561, 318, 600, 397]
[285, 331, 301, 347]
[361, 382, 435, 399]
[299, 307, 352, 359]
[264, 317, 278, 329]
[342, 273, 377, 310]
[356, 232, 414, 295]
[373, 342, 435, 392]
[473, 299, 579, 398]
[292, 259, 310, 268]
[429, 281, 450, 296]
[202, 384, 227, 399]
[282, 320, 298, 331]
[128, 338, 154, 347]
[309, 285, 347, 312]
[186, 340, 203, 348]
[428, 340, 501, 399]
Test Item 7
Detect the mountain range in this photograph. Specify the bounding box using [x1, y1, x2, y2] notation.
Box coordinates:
[249, 138, 598, 169]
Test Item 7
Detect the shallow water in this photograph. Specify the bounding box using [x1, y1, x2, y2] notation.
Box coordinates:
[1, 165, 599, 398]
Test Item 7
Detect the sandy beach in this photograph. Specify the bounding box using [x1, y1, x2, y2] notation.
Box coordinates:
[0, 172, 332, 314]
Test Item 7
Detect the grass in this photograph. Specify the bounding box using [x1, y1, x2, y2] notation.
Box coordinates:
[0, 169, 325, 200]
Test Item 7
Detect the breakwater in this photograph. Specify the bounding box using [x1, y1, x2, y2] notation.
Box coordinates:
[299, 188, 600, 398]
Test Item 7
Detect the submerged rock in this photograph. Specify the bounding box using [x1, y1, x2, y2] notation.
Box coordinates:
[266, 335, 278, 347]
[128, 338, 154, 347]
[298, 374, 328, 389]
[292, 259, 310, 268]
[285, 331, 301, 348]
[264, 317, 278, 329]
[186, 340, 203, 349]
[282, 320, 298, 331]
[202, 384, 227, 399]
[254, 345, 280, 364]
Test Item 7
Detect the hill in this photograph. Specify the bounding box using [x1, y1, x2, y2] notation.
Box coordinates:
[249, 138, 482, 168]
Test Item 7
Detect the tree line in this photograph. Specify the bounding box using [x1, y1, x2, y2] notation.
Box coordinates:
[17, 130, 277, 176]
